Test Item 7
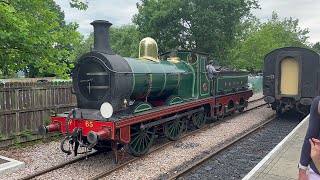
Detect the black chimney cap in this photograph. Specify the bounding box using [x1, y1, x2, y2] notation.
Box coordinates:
[90, 20, 112, 26]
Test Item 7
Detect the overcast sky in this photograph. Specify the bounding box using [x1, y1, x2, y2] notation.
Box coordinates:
[55, 0, 319, 44]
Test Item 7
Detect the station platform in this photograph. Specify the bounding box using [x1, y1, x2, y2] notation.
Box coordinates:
[243, 115, 309, 180]
[0, 155, 25, 175]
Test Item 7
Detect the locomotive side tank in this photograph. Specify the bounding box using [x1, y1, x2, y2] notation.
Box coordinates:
[215, 71, 249, 95]
[263, 47, 320, 114]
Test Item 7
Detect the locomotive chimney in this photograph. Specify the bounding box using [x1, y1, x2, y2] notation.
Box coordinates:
[90, 20, 114, 54]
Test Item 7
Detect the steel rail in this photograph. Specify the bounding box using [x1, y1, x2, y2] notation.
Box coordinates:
[167, 114, 277, 180]
[19, 151, 100, 180]
[248, 97, 263, 103]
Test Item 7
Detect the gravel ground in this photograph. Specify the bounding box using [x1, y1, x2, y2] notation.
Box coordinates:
[0, 93, 265, 180]
[247, 98, 264, 110]
[249, 92, 263, 102]
[179, 112, 304, 180]
[102, 101, 272, 180]
[0, 141, 94, 180]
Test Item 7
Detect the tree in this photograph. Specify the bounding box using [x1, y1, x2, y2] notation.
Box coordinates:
[312, 42, 320, 53]
[109, 25, 141, 57]
[0, 2, 27, 76]
[73, 25, 141, 59]
[69, 0, 88, 10]
[3, 0, 89, 10]
[0, 0, 82, 77]
[229, 12, 310, 72]
[133, 0, 259, 61]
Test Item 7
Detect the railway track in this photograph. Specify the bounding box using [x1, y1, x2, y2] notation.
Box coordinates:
[19, 151, 100, 180]
[90, 98, 266, 180]
[166, 111, 303, 180]
[19, 98, 265, 180]
[248, 97, 263, 103]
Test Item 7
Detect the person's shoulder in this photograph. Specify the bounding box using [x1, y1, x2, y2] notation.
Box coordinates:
[311, 96, 320, 115]
[312, 96, 320, 106]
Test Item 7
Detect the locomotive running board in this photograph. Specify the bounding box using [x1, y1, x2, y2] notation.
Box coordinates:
[141, 107, 204, 129]
[115, 97, 213, 128]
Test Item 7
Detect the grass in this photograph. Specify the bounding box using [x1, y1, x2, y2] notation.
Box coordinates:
[0, 131, 62, 150]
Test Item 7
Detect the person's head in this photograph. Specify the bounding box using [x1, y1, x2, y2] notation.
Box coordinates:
[208, 60, 214, 65]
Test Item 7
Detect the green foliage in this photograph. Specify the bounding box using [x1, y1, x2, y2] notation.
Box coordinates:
[8, 132, 20, 146]
[0, 134, 6, 140]
[133, 0, 259, 61]
[72, 34, 93, 60]
[229, 12, 309, 72]
[20, 129, 33, 140]
[110, 25, 141, 57]
[0, 0, 82, 78]
[5, 130, 33, 148]
[8, 132, 18, 139]
[312, 42, 320, 53]
[69, 0, 88, 10]
[73, 25, 141, 59]
[44, 118, 52, 126]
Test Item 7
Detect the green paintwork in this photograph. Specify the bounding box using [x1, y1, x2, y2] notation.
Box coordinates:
[164, 119, 184, 140]
[199, 56, 210, 97]
[192, 111, 206, 128]
[216, 75, 248, 94]
[123, 51, 249, 107]
[174, 52, 198, 98]
[173, 59, 195, 99]
[133, 103, 153, 113]
[174, 52, 210, 99]
[129, 123, 155, 156]
[124, 57, 195, 100]
[168, 96, 183, 105]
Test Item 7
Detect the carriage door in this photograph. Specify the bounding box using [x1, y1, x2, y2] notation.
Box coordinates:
[280, 58, 299, 95]
[275, 52, 302, 100]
